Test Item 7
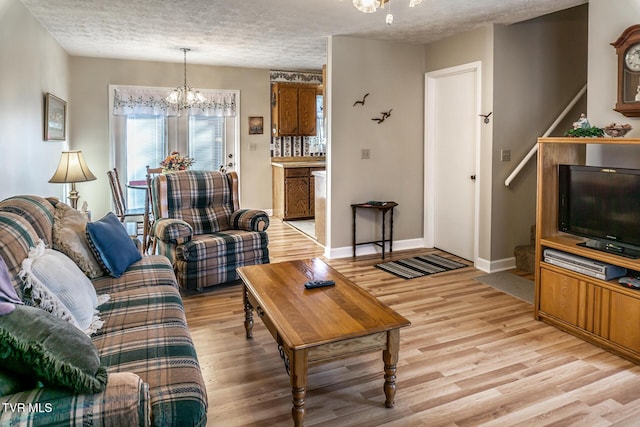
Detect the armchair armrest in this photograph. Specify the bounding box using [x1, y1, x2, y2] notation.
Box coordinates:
[230, 209, 269, 232]
[0, 372, 150, 426]
[153, 218, 193, 245]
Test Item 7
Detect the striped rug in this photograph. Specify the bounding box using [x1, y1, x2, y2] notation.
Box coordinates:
[375, 254, 468, 279]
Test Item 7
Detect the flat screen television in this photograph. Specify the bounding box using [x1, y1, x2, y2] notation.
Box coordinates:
[558, 164, 640, 259]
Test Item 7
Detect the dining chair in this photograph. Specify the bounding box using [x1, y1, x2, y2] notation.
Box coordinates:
[143, 165, 163, 253]
[107, 168, 145, 239]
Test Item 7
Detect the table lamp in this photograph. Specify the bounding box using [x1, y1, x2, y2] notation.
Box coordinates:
[49, 150, 97, 209]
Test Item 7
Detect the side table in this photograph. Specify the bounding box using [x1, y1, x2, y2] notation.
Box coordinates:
[351, 201, 398, 259]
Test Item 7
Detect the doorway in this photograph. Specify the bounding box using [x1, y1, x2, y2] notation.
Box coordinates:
[424, 62, 481, 263]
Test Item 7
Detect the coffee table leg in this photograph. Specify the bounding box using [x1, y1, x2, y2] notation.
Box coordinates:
[290, 348, 308, 427]
[242, 284, 253, 339]
[383, 329, 400, 408]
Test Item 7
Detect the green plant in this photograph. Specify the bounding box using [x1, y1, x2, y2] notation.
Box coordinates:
[564, 126, 604, 138]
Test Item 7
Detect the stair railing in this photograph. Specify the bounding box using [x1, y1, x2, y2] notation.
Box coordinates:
[504, 84, 587, 187]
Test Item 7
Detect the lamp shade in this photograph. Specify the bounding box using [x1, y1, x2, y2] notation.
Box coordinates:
[49, 150, 97, 184]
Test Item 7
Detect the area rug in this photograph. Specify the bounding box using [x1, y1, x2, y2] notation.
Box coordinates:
[474, 271, 534, 304]
[375, 254, 468, 279]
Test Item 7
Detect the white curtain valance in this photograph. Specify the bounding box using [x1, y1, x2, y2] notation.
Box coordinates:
[113, 87, 237, 117]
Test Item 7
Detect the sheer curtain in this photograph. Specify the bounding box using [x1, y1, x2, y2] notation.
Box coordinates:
[113, 86, 237, 117]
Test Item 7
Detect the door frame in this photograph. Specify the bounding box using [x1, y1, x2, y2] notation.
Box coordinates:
[424, 61, 482, 265]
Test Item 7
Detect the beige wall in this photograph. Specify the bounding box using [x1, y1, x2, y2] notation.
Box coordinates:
[587, 0, 640, 168]
[327, 36, 424, 255]
[69, 57, 272, 218]
[0, 0, 69, 202]
[491, 5, 588, 261]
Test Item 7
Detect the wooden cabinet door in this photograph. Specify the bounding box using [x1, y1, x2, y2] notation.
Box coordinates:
[609, 291, 640, 353]
[298, 87, 317, 136]
[278, 86, 299, 135]
[285, 177, 310, 219]
[539, 268, 580, 325]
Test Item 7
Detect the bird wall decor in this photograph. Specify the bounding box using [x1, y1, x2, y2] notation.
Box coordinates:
[353, 93, 369, 107]
[372, 109, 392, 124]
[479, 112, 492, 124]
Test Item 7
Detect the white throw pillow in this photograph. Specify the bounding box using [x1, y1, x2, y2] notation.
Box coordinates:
[19, 240, 109, 335]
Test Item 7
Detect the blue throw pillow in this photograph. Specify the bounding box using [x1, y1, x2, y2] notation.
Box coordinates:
[86, 212, 142, 278]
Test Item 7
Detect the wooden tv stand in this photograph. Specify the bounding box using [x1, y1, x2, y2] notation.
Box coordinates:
[535, 137, 640, 364]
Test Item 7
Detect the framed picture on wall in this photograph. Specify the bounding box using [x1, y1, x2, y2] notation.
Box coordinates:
[248, 116, 263, 135]
[44, 93, 66, 141]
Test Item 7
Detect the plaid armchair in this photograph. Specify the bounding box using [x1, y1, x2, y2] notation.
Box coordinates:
[150, 170, 269, 291]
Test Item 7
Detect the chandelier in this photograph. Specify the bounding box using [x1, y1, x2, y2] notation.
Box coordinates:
[166, 48, 205, 109]
[352, 0, 422, 13]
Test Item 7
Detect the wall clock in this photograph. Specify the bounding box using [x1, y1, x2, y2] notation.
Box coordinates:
[612, 25, 640, 117]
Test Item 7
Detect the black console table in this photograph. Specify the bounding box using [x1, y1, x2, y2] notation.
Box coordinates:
[351, 201, 398, 259]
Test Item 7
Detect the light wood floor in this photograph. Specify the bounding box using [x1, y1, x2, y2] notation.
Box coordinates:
[182, 218, 640, 426]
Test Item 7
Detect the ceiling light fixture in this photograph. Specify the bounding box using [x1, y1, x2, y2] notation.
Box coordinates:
[166, 48, 205, 109]
[353, 0, 422, 14]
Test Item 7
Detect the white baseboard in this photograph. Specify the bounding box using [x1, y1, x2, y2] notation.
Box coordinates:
[317, 235, 517, 273]
[326, 238, 425, 259]
[476, 256, 516, 273]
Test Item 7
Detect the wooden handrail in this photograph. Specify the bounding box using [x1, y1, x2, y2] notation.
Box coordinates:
[504, 84, 587, 187]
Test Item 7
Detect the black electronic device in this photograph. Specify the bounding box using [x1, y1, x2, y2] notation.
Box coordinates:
[304, 280, 335, 289]
[558, 164, 640, 258]
[619, 276, 640, 289]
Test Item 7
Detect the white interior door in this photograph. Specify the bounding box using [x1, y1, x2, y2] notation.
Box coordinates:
[425, 63, 481, 262]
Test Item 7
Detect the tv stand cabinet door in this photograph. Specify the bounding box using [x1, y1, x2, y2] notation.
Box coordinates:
[540, 267, 612, 335]
[609, 291, 640, 353]
[539, 267, 581, 325]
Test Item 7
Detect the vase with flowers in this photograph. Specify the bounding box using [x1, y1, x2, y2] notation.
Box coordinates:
[160, 152, 195, 173]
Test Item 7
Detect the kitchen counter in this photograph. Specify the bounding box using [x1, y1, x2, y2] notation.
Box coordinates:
[271, 160, 326, 168]
[271, 157, 326, 169]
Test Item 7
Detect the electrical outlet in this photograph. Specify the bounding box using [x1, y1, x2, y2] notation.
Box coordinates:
[501, 149, 511, 162]
[249, 143, 257, 152]
[361, 149, 370, 160]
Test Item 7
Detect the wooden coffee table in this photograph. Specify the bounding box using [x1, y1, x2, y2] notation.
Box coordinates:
[237, 258, 411, 427]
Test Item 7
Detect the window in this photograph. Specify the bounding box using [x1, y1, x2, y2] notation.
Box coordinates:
[125, 115, 167, 209]
[111, 86, 239, 211]
[189, 116, 225, 171]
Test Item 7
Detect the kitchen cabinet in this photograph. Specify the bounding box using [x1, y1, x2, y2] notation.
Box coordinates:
[272, 161, 325, 220]
[271, 83, 317, 136]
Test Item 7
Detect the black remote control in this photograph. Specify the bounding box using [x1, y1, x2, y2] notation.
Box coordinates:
[304, 280, 335, 289]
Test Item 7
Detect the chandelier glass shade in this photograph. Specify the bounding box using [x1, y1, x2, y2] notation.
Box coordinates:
[352, 0, 382, 13]
[352, 0, 421, 13]
[166, 48, 205, 109]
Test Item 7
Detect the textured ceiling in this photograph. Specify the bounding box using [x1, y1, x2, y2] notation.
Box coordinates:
[20, 0, 586, 72]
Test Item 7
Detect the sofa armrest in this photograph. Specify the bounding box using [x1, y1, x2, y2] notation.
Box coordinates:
[230, 209, 270, 232]
[153, 218, 193, 244]
[0, 372, 150, 426]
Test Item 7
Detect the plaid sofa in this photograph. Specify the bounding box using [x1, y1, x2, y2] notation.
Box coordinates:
[0, 195, 207, 426]
[151, 170, 270, 291]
